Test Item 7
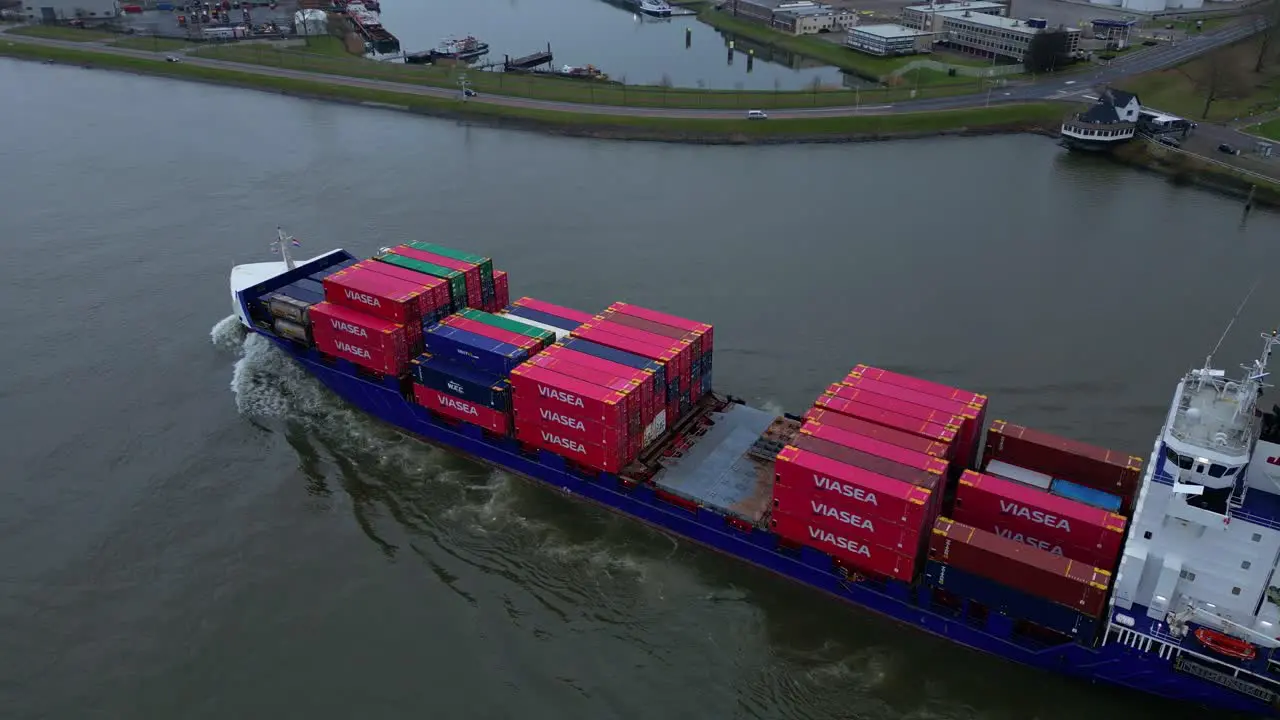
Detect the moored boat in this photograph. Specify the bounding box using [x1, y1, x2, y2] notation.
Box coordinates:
[428, 35, 490, 61]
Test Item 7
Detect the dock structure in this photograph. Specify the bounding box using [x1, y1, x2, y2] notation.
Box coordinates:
[504, 44, 553, 70]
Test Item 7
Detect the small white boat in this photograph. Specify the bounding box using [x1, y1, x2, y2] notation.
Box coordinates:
[637, 0, 672, 16]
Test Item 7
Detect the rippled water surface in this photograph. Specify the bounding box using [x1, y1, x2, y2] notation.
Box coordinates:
[2, 60, 1276, 720]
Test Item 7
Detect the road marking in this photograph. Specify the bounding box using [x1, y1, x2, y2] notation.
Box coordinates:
[1084, 94, 1099, 100]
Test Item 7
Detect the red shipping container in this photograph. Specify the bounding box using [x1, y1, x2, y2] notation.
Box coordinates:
[849, 365, 987, 408]
[390, 245, 484, 310]
[494, 270, 509, 310]
[515, 420, 627, 473]
[790, 435, 942, 493]
[603, 309, 704, 360]
[799, 421, 950, 476]
[522, 353, 644, 436]
[985, 420, 1143, 501]
[774, 446, 934, 530]
[806, 401, 959, 446]
[771, 480, 923, 555]
[413, 383, 510, 435]
[324, 265, 427, 324]
[352, 260, 444, 318]
[513, 297, 596, 324]
[929, 517, 1112, 617]
[570, 324, 679, 377]
[510, 363, 628, 427]
[608, 301, 714, 356]
[953, 470, 1127, 567]
[442, 315, 541, 352]
[542, 345, 656, 425]
[802, 409, 952, 460]
[512, 396, 633, 455]
[833, 380, 983, 470]
[587, 318, 690, 391]
[771, 510, 916, 582]
[821, 385, 966, 430]
[310, 302, 409, 375]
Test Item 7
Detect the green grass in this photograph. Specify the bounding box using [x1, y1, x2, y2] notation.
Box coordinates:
[110, 36, 192, 52]
[1246, 118, 1280, 141]
[5, 24, 119, 41]
[1120, 36, 1280, 122]
[192, 41, 989, 108]
[0, 38, 1066, 138]
[290, 34, 357, 57]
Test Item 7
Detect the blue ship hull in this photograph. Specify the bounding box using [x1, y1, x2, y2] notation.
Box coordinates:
[235, 252, 1280, 718]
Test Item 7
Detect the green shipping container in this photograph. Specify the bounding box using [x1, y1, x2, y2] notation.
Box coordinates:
[407, 242, 495, 290]
[375, 252, 468, 311]
[459, 308, 554, 348]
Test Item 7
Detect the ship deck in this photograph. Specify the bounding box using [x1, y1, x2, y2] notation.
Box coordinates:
[649, 404, 779, 524]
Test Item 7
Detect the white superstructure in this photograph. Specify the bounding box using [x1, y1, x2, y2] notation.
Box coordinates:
[1111, 331, 1280, 672]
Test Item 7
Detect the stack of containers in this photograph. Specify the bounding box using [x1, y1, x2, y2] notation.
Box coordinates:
[841, 366, 989, 473]
[508, 354, 646, 474]
[322, 263, 439, 354]
[391, 242, 494, 312]
[411, 310, 555, 435]
[352, 259, 451, 324]
[605, 303, 714, 401]
[927, 517, 1113, 638]
[507, 297, 596, 333]
[258, 258, 359, 334]
[374, 248, 469, 314]
[491, 270, 510, 312]
[407, 242, 496, 308]
[952, 470, 1127, 571]
[770, 446, 934, 582]
[982, 420, 1142, 514]
[309, 301, 411, 375]
[560, 337, 668, 445]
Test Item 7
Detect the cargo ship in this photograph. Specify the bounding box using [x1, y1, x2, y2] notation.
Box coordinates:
[228, 230, 1280, 717]
[344, 2, 399, 54]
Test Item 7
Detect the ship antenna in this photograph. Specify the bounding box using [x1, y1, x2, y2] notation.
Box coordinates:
[1203, 276, 1262, 374]
[274, 226, 297, 271]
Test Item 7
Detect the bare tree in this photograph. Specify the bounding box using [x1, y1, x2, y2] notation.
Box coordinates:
[808, 75, 822, 104]
[1192, 51, 1246, 119]
[1255, 0, 1280, 72]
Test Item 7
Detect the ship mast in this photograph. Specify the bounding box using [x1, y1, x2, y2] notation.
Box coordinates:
[274, 226, 297, 271]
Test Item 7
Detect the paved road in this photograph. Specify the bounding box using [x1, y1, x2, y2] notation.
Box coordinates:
[0, 19, 1263, 118]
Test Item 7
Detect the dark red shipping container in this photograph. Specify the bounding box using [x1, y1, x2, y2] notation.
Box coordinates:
[513, 297, 596, 324]
[833, 380, 983, 470]
[515, 420, 628, 473]
[790, 435, 942, 494]
[323, 265, 427, 324]
[608, 301, 713, 357]
[390, 245, 484, 310]
[587, 318, 690, 391]
[774, 446, 934, 530]
[805, 402, 959, 446]
[602, 309, 703, 360]
[494, 270, 509, 310]
[953, 470, 1127, 568]
[351, 260, 444, 317]
[985, 420, 1143, 502]
[442, 315, 541, 353]
[799, 421, 951, 476]
[771, 479, 923, 555]
[822, 384, 967, 429]
[770, 509, 916, 582]
[509, 363, 628, 427]
[802, 409, 953, 460]
[542, 345, 656, 424]
[570, 324, 679, 378]
[929, 517, 1112, 617]
[413, 383, 510, 435]
[309, 301, 409, 375]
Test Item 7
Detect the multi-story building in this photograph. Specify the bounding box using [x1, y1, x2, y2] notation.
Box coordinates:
[22, 0, 118, 21]
[936, 11, 1079, 62]
[901, 0, 1005, 32]
[845, 24, 932, 56]
[726, 0, 855, 35]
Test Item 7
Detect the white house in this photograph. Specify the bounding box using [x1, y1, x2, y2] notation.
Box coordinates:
[1060, 88, 1141, 152]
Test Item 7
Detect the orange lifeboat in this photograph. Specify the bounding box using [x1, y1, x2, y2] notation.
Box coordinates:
[1194, 628, 1258, 661]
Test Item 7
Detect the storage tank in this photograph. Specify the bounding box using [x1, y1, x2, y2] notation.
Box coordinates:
[1122, 0, 1164, 11]
[293, 8, 328, 36]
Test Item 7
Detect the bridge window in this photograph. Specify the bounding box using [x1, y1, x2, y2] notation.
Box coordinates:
[1226, 467, 1239, 476]
[1180, 570, 1197, 582]
[1209, 464, 1227, 478]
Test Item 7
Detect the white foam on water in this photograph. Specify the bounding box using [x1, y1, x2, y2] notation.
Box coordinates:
[760, 399, 786, 416]
[210, 313, 247, 352]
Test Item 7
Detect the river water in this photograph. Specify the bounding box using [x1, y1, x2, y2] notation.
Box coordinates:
[2, 61, 1274, 720]
[375, 0, 849, 90]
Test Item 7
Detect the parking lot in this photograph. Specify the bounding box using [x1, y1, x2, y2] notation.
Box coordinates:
[119, 0, 297, 39]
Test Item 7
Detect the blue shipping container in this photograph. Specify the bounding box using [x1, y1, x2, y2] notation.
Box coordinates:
[278, 283, 324, 306]
[309, 259, 358, 282]
[922, 561, 1099, 640]
[423, 324, 528, 376]
[411, 354, 510, 412]
[1050, 479, 1122, 513]
[507, 307, 583, 332]
[560, 336, 666, 397]
[295, 277, 325, 295]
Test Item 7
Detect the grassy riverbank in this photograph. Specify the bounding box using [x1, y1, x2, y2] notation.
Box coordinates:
[1113, 139, 1280, 207]
[0, 39, 1069, 143]
[190, 37, 987, 109]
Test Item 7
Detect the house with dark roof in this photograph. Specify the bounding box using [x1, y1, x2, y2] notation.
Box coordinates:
[1060, 87, 1140, 152]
